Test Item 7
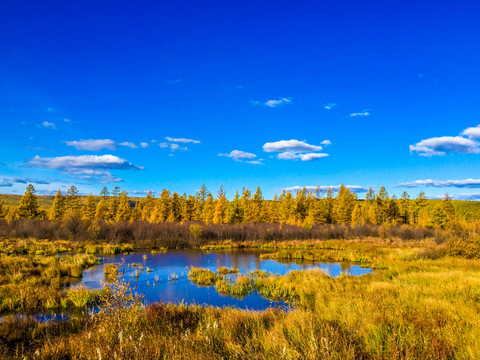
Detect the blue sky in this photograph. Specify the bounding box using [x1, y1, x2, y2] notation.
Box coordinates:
[1, 0, 480, 199]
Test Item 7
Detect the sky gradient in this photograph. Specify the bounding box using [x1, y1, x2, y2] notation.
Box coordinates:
[1, 1, 480, 199]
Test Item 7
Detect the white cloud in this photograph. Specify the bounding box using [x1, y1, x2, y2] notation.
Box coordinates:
[263, 139, 324, 153]
[277, 152, 300, 160]
[119, 142, 139, 149]
[165, 137, 201, 144]
[29, 155, 143, 171]
[65, 139, 145, 151]
[219, 150, 257, 160]
[298, 153, 329, 161]
[28, 155, 142, 184]
[320, 140, 332, 146]
[393, 178, 480, 188]
[349, 111, 370, 117]
[284, 185, 369, 193]
[140, 142, 149, 148]
[323, 103, 337, 110]
[65, 139, 116, 151]
[461, 125, 480, 140]
[264, 97, 292, 108]
[160, 137, 200, 152]
[277, 152, 328, 161]
[169, 143, 187, 151]
[41, 121, 57, 129]
[409, 136, 480, 156]
[450, 193, 480, 200]
[219, 150, 261, 164]
[264, 139, 329, 161]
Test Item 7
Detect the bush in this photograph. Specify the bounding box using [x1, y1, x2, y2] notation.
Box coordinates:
[447, 236, 480, 258]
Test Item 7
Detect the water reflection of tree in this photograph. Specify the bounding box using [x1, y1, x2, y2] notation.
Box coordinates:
[340, 262, 353, 272]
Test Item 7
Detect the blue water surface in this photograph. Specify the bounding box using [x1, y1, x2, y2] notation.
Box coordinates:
[80, 250, 372, 310]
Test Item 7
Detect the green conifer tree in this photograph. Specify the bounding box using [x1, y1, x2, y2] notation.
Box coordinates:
[49, 190, 65, 220]
[17, 184, 40, 219]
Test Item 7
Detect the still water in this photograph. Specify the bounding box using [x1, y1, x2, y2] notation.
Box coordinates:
[80, 250, 372, 310]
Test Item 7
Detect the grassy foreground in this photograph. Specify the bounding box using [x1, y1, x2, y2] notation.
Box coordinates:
[1, 238, 480, 359]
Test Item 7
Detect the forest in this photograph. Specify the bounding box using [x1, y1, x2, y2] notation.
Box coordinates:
[2, 183, 479, 229]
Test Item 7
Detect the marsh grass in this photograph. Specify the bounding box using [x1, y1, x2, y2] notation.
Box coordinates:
[3, 238, 480, 359]
[0, 252, 99, 312]
[188, 267, 218, 286]
[217, 266, 239, 276]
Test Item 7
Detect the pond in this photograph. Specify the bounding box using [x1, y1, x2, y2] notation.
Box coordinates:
[80, 250, 373, 310]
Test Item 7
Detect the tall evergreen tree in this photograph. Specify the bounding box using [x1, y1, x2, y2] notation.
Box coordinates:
[49, 190, 65, 220]
[334, 185, 357, 224]
[251, 186, 264, 222]
[17, 184, 40, 219]
[116, 191, 132, 222]
[399, 191, 411, 224]
[203, 193, 215, 224]
[95, 199, 109, 220]
[213, 185, 228, 224]
[66, 185, 81, 214]
[227, 190, 243, 224]
[82, 194, 97, 221]
[153, 189, 171, 222]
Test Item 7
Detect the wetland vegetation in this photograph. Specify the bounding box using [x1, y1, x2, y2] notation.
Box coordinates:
[1, 185, 480, 358]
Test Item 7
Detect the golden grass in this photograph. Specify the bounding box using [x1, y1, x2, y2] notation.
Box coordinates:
[3, 237, 480, 359]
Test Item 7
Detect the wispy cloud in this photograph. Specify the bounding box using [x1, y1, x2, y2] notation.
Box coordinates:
[29, 155, 142, 171]
[219, 150, 256, 160]
[159, 137, 201, 152]
[265, 97, 292, 108]
[40, 121, 57, 129]
[409, 136, 479, 156]
[165, 137, 201, 144]
[219, 150, 262, 164]
[297, 153, 329, 161]
[0, 177, 55, 187]
[140, 142, 149, 148]
[66, 139, 117, 151]
[263, 139, 329, 161]
[323, 103, 337, 110]
[428, 193, 480, 200]
[65, 139, 147, 151]
[252, 97, 293, 108]
[0, 180, 12, 187]
[28, 154, 142, 183]
[119, 142, 139, 149]
[170, 143, 187, 151]
[349, 111, 370, 117]
[284, 185, 370, 193]
[393, 178, 480, 188]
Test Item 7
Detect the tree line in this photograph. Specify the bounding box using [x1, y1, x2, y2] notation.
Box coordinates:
[0, 183, 465, 229]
